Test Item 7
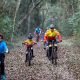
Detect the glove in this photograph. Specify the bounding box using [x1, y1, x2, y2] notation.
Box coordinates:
[5, 48, 9, 54]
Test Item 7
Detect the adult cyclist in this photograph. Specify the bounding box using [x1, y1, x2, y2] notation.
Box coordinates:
[0, 34, 8, 80]
[44, 24, 62, 58]
[34, 26, 41, 42]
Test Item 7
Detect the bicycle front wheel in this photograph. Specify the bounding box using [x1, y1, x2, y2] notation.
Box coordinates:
[54, 48, 57, 65]
[28, 52, 32, 66]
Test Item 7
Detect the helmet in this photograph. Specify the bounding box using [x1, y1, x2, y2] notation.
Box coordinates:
[50, 24, 55, 29]
[0, 34, 3, 39]
[28, 33, 33, 39]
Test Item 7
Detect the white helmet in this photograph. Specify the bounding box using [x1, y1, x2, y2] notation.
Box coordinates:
[50, 24, 55, 29]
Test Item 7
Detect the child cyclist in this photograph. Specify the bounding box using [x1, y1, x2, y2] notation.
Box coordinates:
[22, 33, 36, 62]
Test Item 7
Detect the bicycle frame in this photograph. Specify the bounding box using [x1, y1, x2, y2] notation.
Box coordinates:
[48, 40, 58, 65]
[27, 47, 33, 66]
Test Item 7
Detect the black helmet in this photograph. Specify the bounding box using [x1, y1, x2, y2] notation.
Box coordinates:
[28, 33, 33, 39]
[50, 24, 55, 29]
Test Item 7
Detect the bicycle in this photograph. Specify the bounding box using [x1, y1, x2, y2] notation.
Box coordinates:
[46, 40, 58, 65]
[25, 46, 33, 66]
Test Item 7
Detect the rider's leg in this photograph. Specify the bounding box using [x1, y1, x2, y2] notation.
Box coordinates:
[49, 47, 52, 59]
[0, 54, 5, 75]
[25, 48, 28, 62]
[54, 43, 58, 51]
[25, 53, 28, 62]
[44, 42, 46, 49]
[31, 49, 34, 57]
[55, 39, 58, 51]
[55, 46, 58, 51]
[54, 44, 58, 59]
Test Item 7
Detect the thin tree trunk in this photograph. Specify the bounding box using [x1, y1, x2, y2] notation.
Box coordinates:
[13, 0, 22, 32]
[71, 0, 76, 36]
[17, 0, 42, 27]
[11, 0, 22, 42]
[32, 0, 35, 7]
[27, 15, 31, 34]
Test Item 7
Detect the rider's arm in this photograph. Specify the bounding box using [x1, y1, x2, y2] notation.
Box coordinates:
[0, 41, 8, 54]
[33, 41, 37, 45]
[55, 30, 62, 42]
[3, 42, 9, 54]
[22, 40, 28, 45]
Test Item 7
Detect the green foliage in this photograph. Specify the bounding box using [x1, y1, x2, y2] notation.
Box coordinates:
[0, 16, 13, 40]
[0, 0, 80, 43]
[60, 19, 73, 36]
[68, 11, 80, 36]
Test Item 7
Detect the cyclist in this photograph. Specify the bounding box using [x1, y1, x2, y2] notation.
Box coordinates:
[39, 27, 45, 41]
[34, 26, 41, 42]
[22, 33, 36, 62]
[0, 34, 8, 80]
[44, 24, 62, 58]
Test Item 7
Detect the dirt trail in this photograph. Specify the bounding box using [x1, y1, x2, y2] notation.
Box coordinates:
[5, 39, 79, 80]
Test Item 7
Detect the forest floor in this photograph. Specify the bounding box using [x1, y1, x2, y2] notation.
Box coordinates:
[5, 37, 80, 80]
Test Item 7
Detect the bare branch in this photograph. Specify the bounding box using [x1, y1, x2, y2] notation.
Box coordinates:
[17, 0, 42, 27]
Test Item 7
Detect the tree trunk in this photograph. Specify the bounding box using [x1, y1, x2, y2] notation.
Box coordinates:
[11, 0, 22, 42]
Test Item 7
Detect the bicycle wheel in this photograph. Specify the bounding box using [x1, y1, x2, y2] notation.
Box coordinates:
[27, 51, 32, 66]
[51, 52, 54, 64]
[53, 47, 57, 65]
[51, 46, 54, 64]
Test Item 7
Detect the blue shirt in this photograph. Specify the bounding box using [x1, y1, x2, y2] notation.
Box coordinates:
[35, 27, 41, 34]
[0, 40, 8, 54]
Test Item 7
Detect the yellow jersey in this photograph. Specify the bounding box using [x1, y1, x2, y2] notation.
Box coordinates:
[23, 39, 35, 45]
[45, 29, 60, 38]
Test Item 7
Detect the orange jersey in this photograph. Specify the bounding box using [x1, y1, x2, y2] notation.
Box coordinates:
[44, 29, 62, 42]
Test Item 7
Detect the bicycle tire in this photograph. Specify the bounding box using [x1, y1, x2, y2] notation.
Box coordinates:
[28, 51, 32, 66]
[51, 46, 57, 65]
[51, 50, 54, 64]
[54, 48, 57, 65]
